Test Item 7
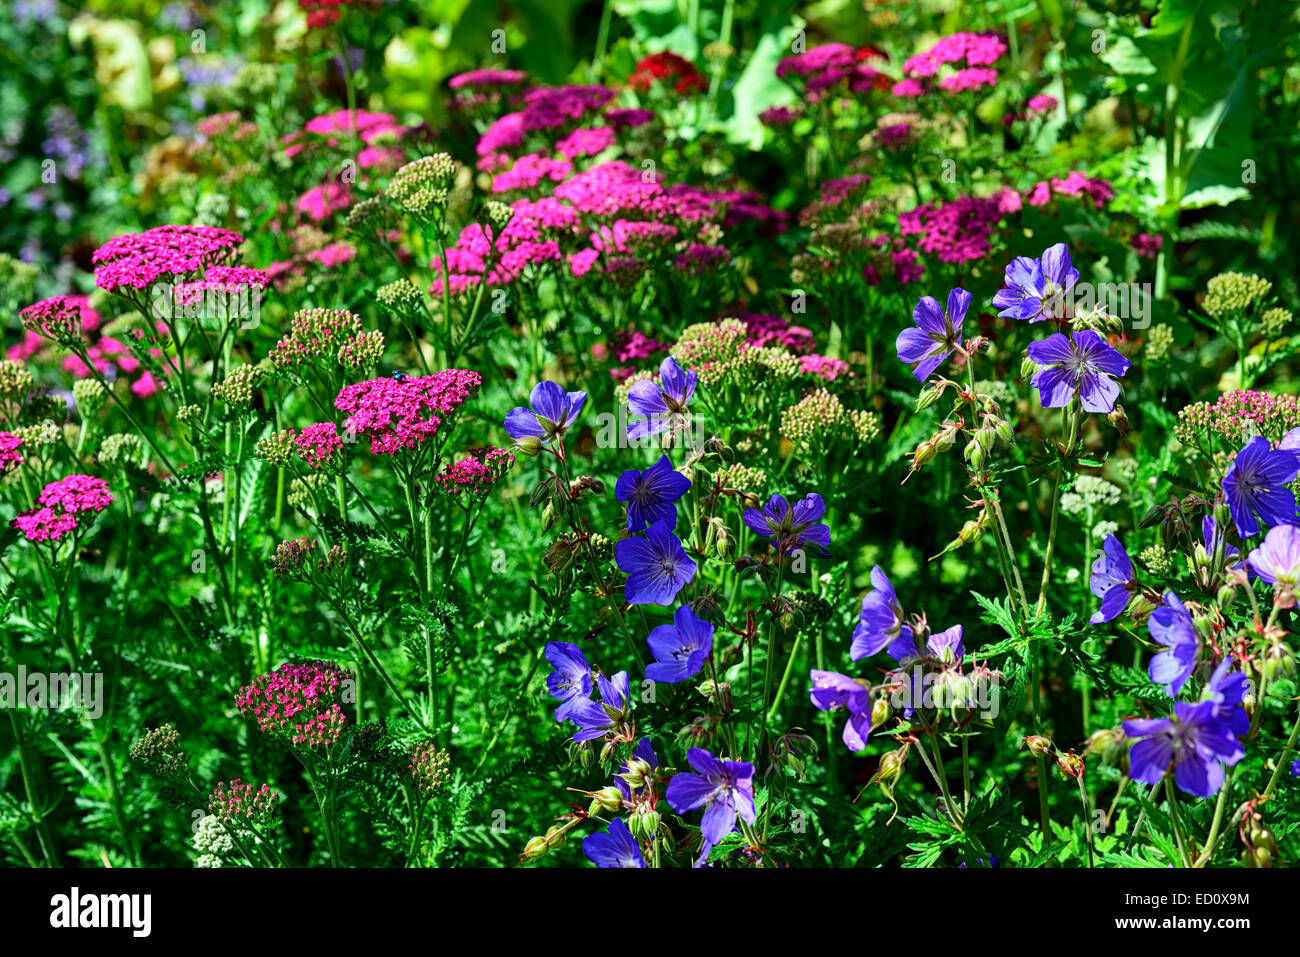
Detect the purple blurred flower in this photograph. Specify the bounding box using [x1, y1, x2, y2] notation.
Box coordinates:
[544, 641, 592, 722]
[583, 818, 645, 868]
[645, 605, 714, 683]
[1123, 700, 1244, 798]
[567, 671, 632, 742]
[627, 355, 697, 439]
[742, 492, 831, 558]
[1221, 436, 1300, 539]
[1148, 592, 1198, 697]
[1089, 534, 1135, 624]
[809, 670, 872, 751]
[896, 288, 969, 382]
[1026, 330, 1129, 413]
[992, 243, 1079, 321]
[615, 454, 690, 531]
[888, 624, 963, 666]
[504, 379, 587, 447]
[1248, 524, 1300, 587]
[1202, 515, 1240, 564]
[1203, 660, 1250, 737]
[665, 747, 756, 864]
[851, 565, 907, 659]
[615, 520, 697, 605]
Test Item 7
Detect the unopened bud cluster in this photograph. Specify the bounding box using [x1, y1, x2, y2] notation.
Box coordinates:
[386, 154, 457, 218]
[129, 723, 189, 781]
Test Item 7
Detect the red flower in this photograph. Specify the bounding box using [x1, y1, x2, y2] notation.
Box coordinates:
[628, 52, 707, 95]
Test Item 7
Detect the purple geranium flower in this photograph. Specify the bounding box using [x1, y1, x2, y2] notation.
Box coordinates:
[645, 605, 714, 683]
[1248, 524, 1300, 587]
[896, 288, 970, 382]
[615, 454, 691, 531]
[1026, 330, 1130, 413]
[544, 641, 592, 722]
[627, 355, 697, 439]
[851, 566, 907, 659]
[888, 624, 963, 666]
[809, 670, 873, 751]
[1202, 515, 1240, 562]
[1123, 700, 1245, 798]
[566, 671, 633, 742]
[742, 492, 831, 558]
[583, 818, 645, 868]
[1221, 436, 1300, 539]
[1203, 660, 1250, 737]
[664, 747, 756, 865]
[992, 243, 1079, 322]
[1148, 592, 1198, 697]
[1089, 534, 1136, 624]
[504, 379, 587, 446]
[615, 520, 697, 605]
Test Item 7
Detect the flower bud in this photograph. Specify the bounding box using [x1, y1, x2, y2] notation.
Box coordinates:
[1243, 844, 1273, 868]
[1020, 355, 1038, 378]
[1107, 405, 1129, 435]
[872, 746, 907, 788]
[911, 439, 938, 470]
[1023, 735, 1055, 757]
[544, 825, 567, 850]
[1216, 584, 1236, 608]
[870, 697, 891, 731]
[592, 786, 624, 813]
[934, 423, 961, 452]
[975, 424, 997, 453]
[514, 435, 543, 457]
[523, 836, 549, 859]
[994, 419, 1015, 445]
[628, 802, 660, 841]
[1084, 728, 1127, 768]
[1265, 645, 1296, 680]
[1056, 751, 1085, 779]
[620, 757, 653, 791]
[959, 516, 986, 544]
[916, 383, 943, 411]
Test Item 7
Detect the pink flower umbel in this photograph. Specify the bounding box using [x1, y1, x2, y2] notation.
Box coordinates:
[236, 660, 353, 749]
[295, 422, 344, 470]
[92, 225, 245, 292]
[335, 370, 482, 455]
[208, 779, 281, 825]
[11, 474, 113, 544]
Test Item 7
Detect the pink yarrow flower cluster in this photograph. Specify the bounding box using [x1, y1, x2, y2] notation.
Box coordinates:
[92, 225, 245, 292]
[776, 43, 890, 98]
[899, 190, 1020, 264]
[19, 295, 86, 343]
[0, 432, 24, 472]
[11, 474, 113, 544]
[295, 422, 344, 470]
[334, 369, 482, 455]
[436, 447, 516, 497]
[235, 660, 353, 749]
[1025, 171, 1114, 209]
[738, 313, 816, 354]
[903, 32, 1006, 77]
[208, 779, 281, 825]
[449, 68, 528, 90]
[1131, 232, 1163, 259]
